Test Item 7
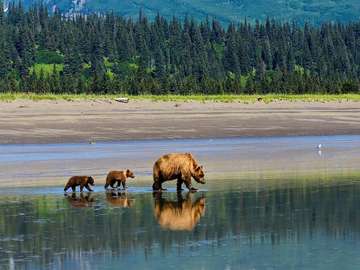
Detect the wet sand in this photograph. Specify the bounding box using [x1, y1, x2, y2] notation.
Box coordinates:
[0, 100, 360, 144]
[0, 135, 359, 188]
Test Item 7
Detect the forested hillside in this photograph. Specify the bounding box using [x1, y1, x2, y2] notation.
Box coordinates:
[0, 2, 360, 95]
[6, 0, 360, 24]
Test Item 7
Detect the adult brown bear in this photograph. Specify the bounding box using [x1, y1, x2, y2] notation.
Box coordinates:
[64, 176, 95, 192]
[104, 169, 135, 189]
[153, 192, 206, 231]
[152, 153, 205, 191]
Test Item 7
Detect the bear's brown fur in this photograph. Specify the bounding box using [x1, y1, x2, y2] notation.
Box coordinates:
[106, 191, 134, 208]
[64, 176, 95, 192]
[65, 192, 95, 208]
[104, 169, 135, 189]
[152, 153, 205, 191]
[153, 192, 206, 231]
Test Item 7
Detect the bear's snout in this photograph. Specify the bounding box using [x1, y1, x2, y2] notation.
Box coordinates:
[197, 178, 206, 184]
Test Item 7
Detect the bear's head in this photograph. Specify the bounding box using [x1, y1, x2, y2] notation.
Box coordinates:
[126, 169, 135, 179]
[192, 165, 205, 184]
[87, 176, 95, 186]
[193, 197, 206, 219]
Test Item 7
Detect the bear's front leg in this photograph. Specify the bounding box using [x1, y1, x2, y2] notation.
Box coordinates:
[184, 178, 197, 192]
[116, 180, 122, 189]
[182, 173, 197, 192]
[121, 181, 127, 190]
[85, 184, 93, 192]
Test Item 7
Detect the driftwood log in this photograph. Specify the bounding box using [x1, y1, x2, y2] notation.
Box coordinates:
[114, 97, 129, 103]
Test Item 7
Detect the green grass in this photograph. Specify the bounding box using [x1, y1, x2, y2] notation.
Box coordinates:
[29, 64, 64, 76]
[1, 93, 360, 103]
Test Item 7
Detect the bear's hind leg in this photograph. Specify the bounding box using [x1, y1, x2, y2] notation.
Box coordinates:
[152, 181, 160, 191]
[71, 186, 76, 192]
[177, 176, 184, 191]
[152, 182, 166, 191]
[110, 180, 116, 189]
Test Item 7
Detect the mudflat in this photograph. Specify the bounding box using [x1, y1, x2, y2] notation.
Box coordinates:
[0, 100, 360, 144]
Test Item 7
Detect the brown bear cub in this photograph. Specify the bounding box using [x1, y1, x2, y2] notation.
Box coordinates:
[64, 176, 95, 192]
[104, 169, 135, 190]
[152, 153, 205, 192]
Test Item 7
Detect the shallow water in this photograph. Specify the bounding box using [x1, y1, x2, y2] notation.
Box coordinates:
[1, 177, 360, 270]
[0, 135, 360, 269]
[1, 135, 360, 187]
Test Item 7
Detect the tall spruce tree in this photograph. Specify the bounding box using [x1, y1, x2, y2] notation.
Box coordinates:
[0, 5, 359, 94]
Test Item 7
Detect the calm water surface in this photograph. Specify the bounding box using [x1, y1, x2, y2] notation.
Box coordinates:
[1, 178, 360, 270]
[0, 135, 360, 269]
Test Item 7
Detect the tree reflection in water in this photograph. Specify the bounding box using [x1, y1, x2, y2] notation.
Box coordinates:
[0, 180, 360, 269]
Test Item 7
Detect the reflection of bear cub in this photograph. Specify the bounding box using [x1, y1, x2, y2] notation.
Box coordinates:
[153, 153, 205, 191]
[104, 169, 135, 189]
[153, 193, 206, 231]
[106, 191, 134, 208]
[65, 192, 95, 208]
[64, 176, 95, 192]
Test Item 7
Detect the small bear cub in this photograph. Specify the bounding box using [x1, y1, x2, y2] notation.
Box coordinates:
[64, 176, 95, 192]
[104, 169, 135, 190]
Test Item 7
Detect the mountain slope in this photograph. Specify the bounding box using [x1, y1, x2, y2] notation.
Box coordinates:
[6, 0, 360, 24]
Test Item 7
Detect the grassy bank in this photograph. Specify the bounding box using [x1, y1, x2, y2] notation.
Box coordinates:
[1, 92, 360, 103]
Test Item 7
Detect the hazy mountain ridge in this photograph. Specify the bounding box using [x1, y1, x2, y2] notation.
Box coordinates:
[4, 0, 360, 23]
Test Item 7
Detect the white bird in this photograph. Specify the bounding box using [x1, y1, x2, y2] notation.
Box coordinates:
[317, 144, 322, 149]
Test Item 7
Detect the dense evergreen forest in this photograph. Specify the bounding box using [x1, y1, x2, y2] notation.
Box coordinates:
[0, 2, 360, 94]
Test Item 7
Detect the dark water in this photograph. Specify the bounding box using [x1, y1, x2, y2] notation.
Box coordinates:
[1, 178, 360, 270]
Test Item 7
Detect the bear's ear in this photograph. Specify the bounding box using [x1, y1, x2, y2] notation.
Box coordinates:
[126, 169, 130, 173]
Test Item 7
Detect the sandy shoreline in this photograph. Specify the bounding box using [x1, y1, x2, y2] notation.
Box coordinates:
[0, 100, 360, 144]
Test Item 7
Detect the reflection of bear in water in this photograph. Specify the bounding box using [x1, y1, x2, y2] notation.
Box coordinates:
[153, 192, 206, 231]
[106, 191, 134, 208]
[65, 192, 95, 208]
